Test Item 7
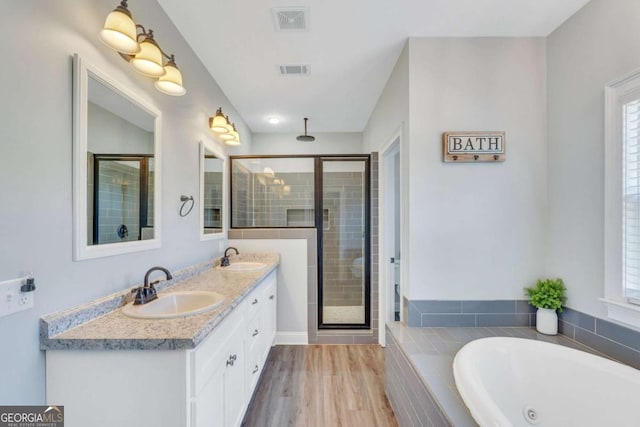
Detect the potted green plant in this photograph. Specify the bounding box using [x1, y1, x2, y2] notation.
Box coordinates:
[524, 278, 567, 335]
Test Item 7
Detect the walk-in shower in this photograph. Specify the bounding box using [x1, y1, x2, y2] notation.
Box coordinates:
[230, 155, 370, 329]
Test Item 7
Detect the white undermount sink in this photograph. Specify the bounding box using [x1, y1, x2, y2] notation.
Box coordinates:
[216, 261, 267, 272]
[121, 291, 225, 319]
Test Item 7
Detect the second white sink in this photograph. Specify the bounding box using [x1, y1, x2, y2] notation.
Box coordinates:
[122, 291, 225, 319]
[216, 261, 267, 272]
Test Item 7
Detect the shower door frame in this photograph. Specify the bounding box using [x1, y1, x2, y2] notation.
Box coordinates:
[228, 154, 372, 330]
[317, 156, 371, 330]
[92, 153, 152, 245]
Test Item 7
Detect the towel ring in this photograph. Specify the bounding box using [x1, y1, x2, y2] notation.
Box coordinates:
[179, 195, 194, 217]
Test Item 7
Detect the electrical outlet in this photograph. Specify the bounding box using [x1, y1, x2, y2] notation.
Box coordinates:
[0, 277, 34, 317]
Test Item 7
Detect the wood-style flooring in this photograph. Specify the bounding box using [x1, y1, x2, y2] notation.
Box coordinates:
[242, 345, 398, 427]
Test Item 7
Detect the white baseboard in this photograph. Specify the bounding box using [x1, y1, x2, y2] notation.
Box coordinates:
[275, 331, 308, 345]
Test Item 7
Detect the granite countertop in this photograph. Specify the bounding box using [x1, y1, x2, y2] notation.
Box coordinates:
[40, 253, 279, 351]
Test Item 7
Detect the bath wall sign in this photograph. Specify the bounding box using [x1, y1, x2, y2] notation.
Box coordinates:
[443, 131, 505, 163]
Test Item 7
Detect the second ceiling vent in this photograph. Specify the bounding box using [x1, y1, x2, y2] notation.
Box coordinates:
[279, 65, 310, 76]
[272, 7, 308, 31]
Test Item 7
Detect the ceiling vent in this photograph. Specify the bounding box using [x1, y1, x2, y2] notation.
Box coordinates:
[272, 7, 308, 31]
[279, 64, 310, 76]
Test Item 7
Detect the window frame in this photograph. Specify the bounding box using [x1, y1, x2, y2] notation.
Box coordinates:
[603, 69, 640, 328]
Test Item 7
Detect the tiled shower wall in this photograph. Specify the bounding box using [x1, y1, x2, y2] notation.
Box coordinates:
[232, 167, 367, 308]
[232, 162, 252, 227]
[96, 161, 140, 244]
[203, 172, 222, 228]
[322, 171, 366, 307]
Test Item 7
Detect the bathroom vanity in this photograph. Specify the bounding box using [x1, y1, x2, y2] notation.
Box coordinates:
[41, 254, 278, 427]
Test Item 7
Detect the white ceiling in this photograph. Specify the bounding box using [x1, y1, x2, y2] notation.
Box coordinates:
[158, 0, 590, 133]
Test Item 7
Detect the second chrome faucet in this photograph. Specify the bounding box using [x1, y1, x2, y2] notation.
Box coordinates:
[220, 247, 239, 267]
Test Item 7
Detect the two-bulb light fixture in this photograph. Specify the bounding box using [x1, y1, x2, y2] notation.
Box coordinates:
[98, 0, 186, 96]
[209, 108, 241, 146]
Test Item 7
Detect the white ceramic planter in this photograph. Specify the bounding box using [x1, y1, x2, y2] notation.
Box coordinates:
[536, 308, 558, 335]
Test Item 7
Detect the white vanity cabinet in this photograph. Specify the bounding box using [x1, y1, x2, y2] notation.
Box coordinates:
[191, 306, 246, 427]
[45, 270, 277, 427]
[244, 271, 277, 398]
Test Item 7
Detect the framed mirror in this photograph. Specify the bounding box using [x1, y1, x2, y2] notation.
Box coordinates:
[200, 140, 227, 240]
[73, 54, 162, 260]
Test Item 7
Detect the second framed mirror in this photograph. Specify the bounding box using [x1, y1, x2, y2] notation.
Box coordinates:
[200, 140, 227, 240]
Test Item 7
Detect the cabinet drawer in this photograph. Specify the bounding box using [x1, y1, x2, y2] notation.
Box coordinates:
[246, 291, 261, 320]
[247, 351, 263, 397]
[246, 271, 277, 320]
[246, 314, 262, 354]
[191, 307, 244, 396]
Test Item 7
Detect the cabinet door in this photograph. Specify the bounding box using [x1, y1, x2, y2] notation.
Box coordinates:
[193, 367, 224, 427]
[224, 332, 246, 427]
[262, 278, 277, 352]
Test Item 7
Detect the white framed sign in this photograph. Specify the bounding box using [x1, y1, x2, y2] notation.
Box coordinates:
[443, 131, 505, 162]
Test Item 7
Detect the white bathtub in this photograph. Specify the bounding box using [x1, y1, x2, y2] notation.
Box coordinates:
[453, 337, 640, 427]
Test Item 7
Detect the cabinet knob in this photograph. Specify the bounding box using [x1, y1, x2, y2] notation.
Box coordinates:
[226, 354, 237, 366]
[252, 298, 258, 305]
[269, 295, 275, 300]
[252, 329, 259, 337]
[252, 365, 259, 374]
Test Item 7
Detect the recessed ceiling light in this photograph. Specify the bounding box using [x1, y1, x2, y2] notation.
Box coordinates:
[268, 117, 280, 124]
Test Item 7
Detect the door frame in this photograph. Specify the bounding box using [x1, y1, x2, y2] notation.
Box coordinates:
[379, 124, 404, 345]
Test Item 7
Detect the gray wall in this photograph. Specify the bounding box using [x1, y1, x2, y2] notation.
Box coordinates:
[406, 38, 548, 301]
[88, 102, 154, 154]
[0, 0, 251, 403]
[365, 38, 548, 303]
[252, 132, 363, 154]
[547, 0, 640, 318]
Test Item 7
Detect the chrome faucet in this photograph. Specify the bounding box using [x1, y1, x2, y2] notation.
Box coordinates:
[131, 266, 173, 305]
[220, 247, 239, 267]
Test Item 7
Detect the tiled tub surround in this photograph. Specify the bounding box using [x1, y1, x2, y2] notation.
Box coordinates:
[385, 323, 609, 427]
[40, 253, 279, 350]
[558, 307, 640, 369]
[407, 299, 640, 370]
[406, 298, 536, 328]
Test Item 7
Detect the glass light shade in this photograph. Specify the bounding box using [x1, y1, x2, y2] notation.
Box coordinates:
[224, 115, 234, 134]
[224, 124, 241, 146]
[130, 37, 166, 77]
[209, 109, 229, 133]
[224, 137, 241, 147]
[220, 131, 235, 140]
[98, 9, 140, 55]
[154, 62, 186, 96]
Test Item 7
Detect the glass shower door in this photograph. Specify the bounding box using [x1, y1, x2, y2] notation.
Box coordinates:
[319, 158, 370, 328]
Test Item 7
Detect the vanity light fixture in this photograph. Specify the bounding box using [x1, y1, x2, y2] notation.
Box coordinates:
[98, 0, 186, 96]
[224, 123, 241, 146]
[209, 108, 241, 145]
[209, 108, 229, 133]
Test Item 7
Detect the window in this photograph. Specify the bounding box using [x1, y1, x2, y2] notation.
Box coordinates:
[604, 70, 640, 327]
[623, 99, 640, 301]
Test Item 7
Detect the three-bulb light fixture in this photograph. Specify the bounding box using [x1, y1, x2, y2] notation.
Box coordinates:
[209, 108, 241, 146]
[98, 0, 186, 96]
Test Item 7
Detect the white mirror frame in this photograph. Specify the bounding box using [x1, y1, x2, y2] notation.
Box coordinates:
[200, 139, 228, 241]
[72, 54, 162, 260]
